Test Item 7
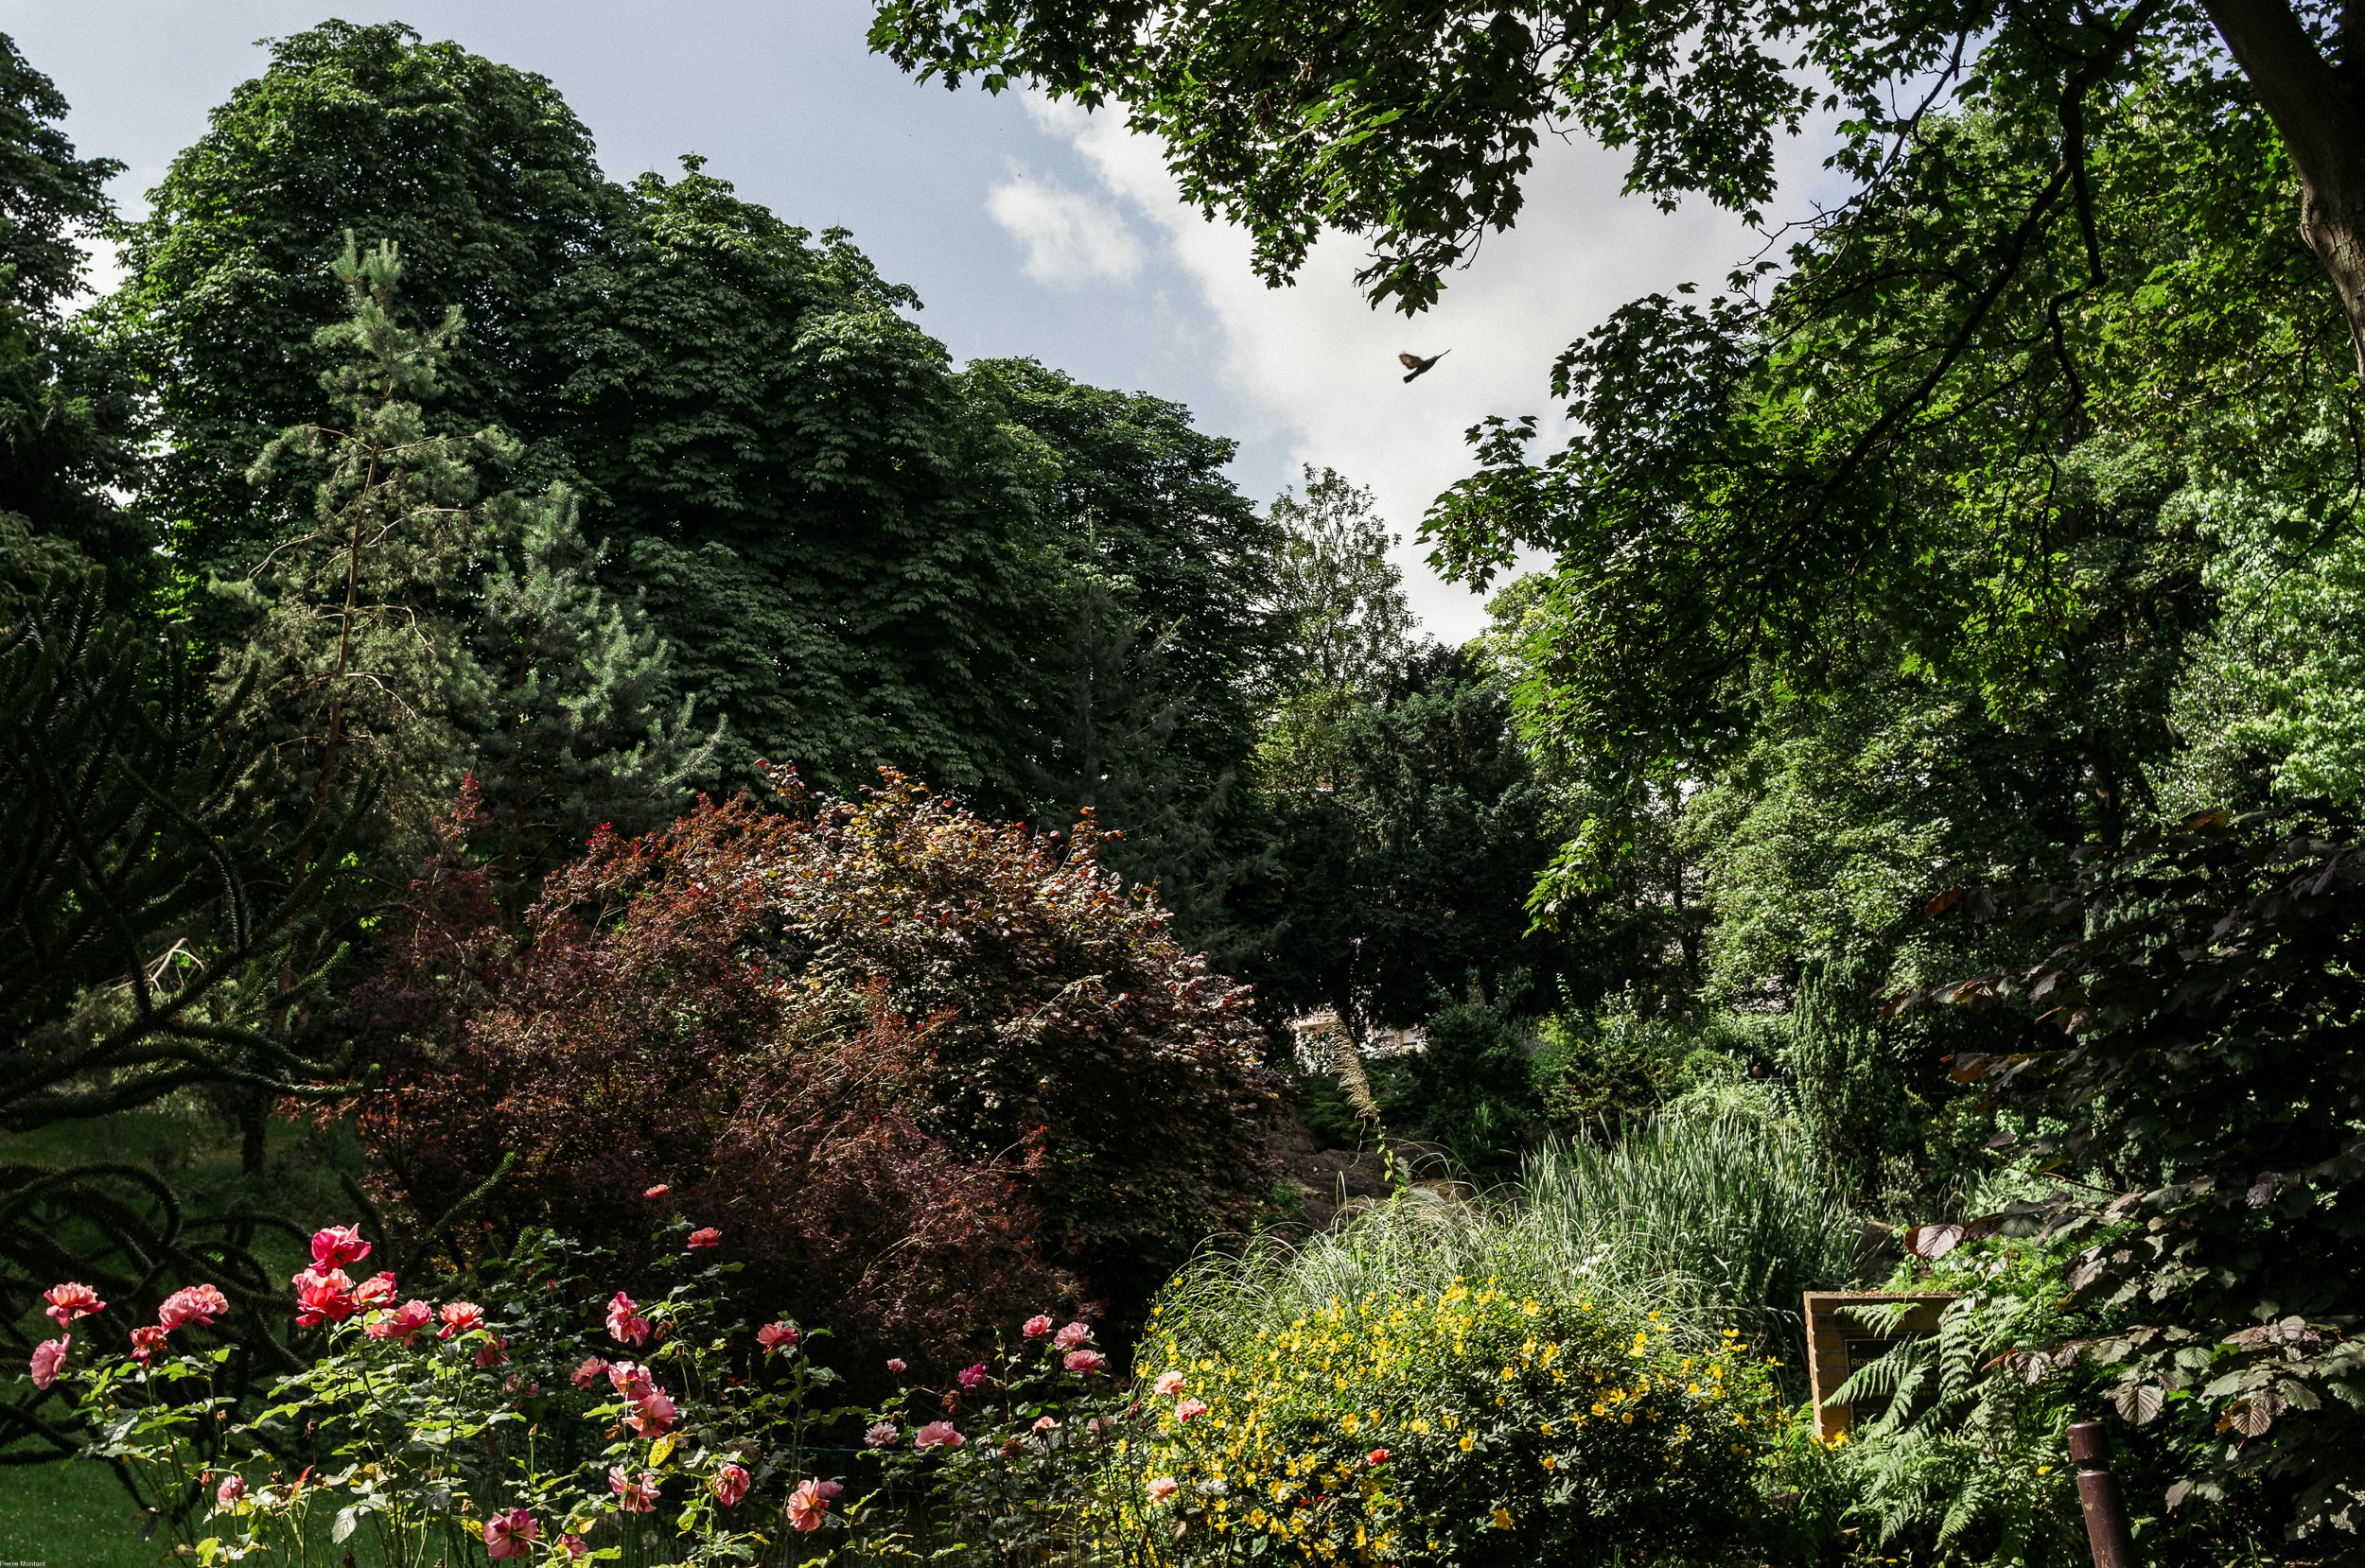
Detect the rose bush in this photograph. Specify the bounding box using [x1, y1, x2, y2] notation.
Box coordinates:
[348, 774, 1281, 1372]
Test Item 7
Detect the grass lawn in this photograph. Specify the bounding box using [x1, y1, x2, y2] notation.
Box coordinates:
[0, 1461, 156, 1568]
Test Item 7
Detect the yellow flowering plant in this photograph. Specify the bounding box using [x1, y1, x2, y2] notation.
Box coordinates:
[1106, 1279, 1784, 1566]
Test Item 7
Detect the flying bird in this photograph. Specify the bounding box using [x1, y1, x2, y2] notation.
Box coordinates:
[1398, 350, 1448, 383]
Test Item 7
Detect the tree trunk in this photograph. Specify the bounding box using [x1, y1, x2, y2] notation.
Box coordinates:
[2202, 0, 2365, 377]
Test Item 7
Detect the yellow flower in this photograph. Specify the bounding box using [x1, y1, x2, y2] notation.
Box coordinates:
[1458, 1434, 1474, 1452]
[1491, 1507, 1514, 1531]
[1540, 1455, 1557, 1471]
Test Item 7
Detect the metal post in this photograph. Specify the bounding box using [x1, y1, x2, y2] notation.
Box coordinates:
[2068, 1420, 2142, 1568]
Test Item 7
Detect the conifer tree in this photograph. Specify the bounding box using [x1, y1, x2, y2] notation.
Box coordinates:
[218, 235, 500, 867]
[464, 485, 720, 905]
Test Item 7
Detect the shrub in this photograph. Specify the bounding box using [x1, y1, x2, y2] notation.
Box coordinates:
[349, 773, 1282, 1368]
[1385, 1002, 1542, 1177]
[30, 1219, 1126, 1567]
[1114, 1279, 1785, 1565]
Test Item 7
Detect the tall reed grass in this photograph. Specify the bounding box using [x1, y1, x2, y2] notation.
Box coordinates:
[1159, 1104, 1857, 1377]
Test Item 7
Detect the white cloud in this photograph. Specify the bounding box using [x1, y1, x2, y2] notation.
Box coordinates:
[1015, 95, 1830, 640]
[985, 165, 1147, 287]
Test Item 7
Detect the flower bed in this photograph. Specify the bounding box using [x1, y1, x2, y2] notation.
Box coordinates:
[1114, 1279, 1786, 1566]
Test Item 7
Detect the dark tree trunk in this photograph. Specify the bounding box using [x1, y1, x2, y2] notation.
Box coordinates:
[2203, 0, 2365, 377]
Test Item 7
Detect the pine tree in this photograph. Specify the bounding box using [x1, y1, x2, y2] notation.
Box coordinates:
[465, 484, 719, 906]
[217, 235, 501, 867]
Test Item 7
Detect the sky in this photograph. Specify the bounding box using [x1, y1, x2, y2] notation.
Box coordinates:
[3, 0, 1829, 639]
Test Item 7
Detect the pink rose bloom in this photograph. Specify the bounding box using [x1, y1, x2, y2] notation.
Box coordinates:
[308, 1226, 372, 1269]
[215, 1474, 247, 1509]
[885, 1357, 906, 1374]
[1063, 1350, 1107, 1375]
[292, 1269, 357, 1327]
[557, 1535, 588, 1561]
[474, 1334, 510, 1370]
[1022, 1315, 1053, 1338]
[1152, 1370, 1186, 1396]
[607, 1361, 656, 1402]
[642, 1183, 671, 1199]
[756, 1321, 799, 1355]
[1086, 1416, 1115, 1441]
[956, 1363, 988, 1389]
[1052, 1321, 1093, 1350]
[483, 1507, 538, 1560]
[605, 1291, 651, 1347]
[686, 1228, 722, 1250]
[913, 1420, 965, 1451]
[571, 1355, 611, 1389]
[865, 1421, 899, 1447]
[129, 1326, 169, 1365]
[627, 1387, 677, 1437]
[1174, 1397, 1208, 1422]
[609, 1466, 660, 1513]
[28, 1336, 68, 1388]
[1147, 1475, 1180, 1505]
[710, 1462, 751, 1507]
[786, 1478, 832, 1532]
[368, 1299, 435, 1344]
[158, 1283, 229, 1331]
[1032, 1415, 1060, 1433]
[43, 1281, 104, 1329]
[817, 1480, 844, 1501]
[437, 1301, 485, 1339]
[349, 1272, 398, 1312]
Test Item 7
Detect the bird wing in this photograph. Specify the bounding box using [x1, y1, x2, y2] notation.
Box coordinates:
[1397, 352, 1423, 370]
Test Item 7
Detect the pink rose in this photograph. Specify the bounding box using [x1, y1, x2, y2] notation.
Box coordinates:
[885, 1357, 906, 1374]
[214, 1474, 247, 1509]
[957, 1363, 988, 1389]
[129, 1326, 169, 1365]
[368, 1300, 435, 1344]
[308, 1227, 372, 1269]
[557, 1534, 588, 1561]
[1147, 1475, 1180, 1505]
[627, 1387, 677, 1437]
[350, 1272, 398, 1311]
[605, 1291, 651, 1347]
[1052, 1321, 1093, 1350]
[710, 1462, 751, 1507]
[291, 1269, 357, 1327]
[437, 1301, 484, 1338]
[865, 1421, 899, 1447]
[1174, 1397, 1208, 1421]
[609, 1466, 660, 1513]
[786, 1479, 829, 1532]
[1152, 1370, 1186, 1396]
[474, 1334, 510, 1369]
[1032, 1415, 1060, 1433]
[43, 1281, 104, 1329]
[607, 1361, 656, 1402]
[642, 1183, 671, 1199]
[756, 1321, 799, 1355]
[483, 1507, 538, 1560]
[571, 1355, 611, 1389]
[1063, 1350, 1107, 1375]
[28, 1336, 68, 1388]
[1022, 1314, 1053, 1338]
[913, 1420, 965, 1451]
[158, 1284, 229, 1331]
[686, 1228, 722, 1250]
[817, 1481, 844, 1501]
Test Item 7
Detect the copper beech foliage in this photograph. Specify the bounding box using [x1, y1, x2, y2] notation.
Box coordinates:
[344, 769, 1281, 1370]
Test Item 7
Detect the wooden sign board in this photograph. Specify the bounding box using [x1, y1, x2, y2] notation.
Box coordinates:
[1803, 1291, 1959, 1438]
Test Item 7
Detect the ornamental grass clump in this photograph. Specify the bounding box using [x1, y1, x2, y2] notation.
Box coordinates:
[1113, 1280, 1785, 1566]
